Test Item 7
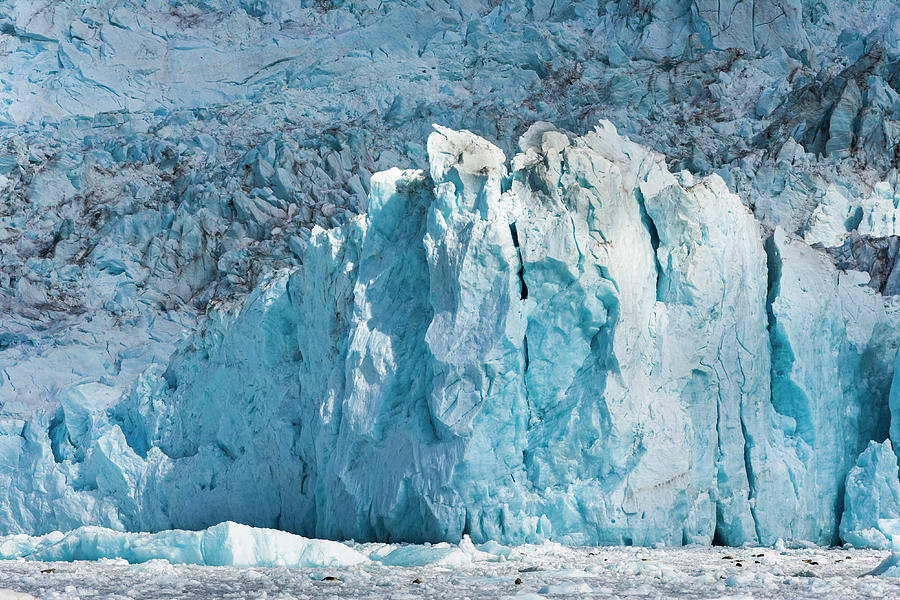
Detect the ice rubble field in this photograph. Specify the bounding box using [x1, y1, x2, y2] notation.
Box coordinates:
[9, 0, 900, 593]
[0, 537, 899, 600]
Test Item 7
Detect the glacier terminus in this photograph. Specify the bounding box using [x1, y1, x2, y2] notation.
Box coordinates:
[2, 120, 900, 550]
[4, 0, 900, 572]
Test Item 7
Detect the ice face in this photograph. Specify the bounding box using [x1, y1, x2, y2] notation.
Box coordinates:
[7, 0, 900, 549]
[5, 0, 900, 414]
[3, 122, 900, 548]
[762, 230, 895, 544]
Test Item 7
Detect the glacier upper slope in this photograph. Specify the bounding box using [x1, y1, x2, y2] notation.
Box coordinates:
[3, 122, 899, 548]
[6, 0, 900, 416]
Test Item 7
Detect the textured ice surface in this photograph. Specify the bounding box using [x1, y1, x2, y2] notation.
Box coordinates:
[5, 0, 900, 552]
[0, 589, 35, 600]
[0, 522, 501, 569]
[5, 0, 900, 420]
[864, 519, 900, 577]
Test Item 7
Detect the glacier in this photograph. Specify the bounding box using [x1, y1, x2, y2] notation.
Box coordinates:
[3, 119, 900, 548]
[4, 0, 900, 553]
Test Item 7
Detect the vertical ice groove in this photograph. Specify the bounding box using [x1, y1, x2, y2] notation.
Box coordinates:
[633, 186, 664, 302]
[763, 232, 783, 413]
[507, 221, 530, 376]
[508, 222, 529, 301]
[739, 412, 763, 544]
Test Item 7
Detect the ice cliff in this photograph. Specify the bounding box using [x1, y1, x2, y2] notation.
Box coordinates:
[2, 120, 900, 548]
[5, 0, 900, 549]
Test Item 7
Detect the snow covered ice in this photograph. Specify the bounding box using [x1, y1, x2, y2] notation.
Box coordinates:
[7, 0, 900, 593]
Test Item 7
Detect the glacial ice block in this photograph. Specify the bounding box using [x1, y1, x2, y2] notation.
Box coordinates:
[509, 124, 750, 546]
[0, 522, 368, 568]
[840, 441, 900, 549]
[761, 230, 899, 545]
[865, 519, 900, 577]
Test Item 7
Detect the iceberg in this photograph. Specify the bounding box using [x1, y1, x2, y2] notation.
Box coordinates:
[0, 521, 514, 569]
[0, 521, 367, 568]
[865, 519, 900, 577]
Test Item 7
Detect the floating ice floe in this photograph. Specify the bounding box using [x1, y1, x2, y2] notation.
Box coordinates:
[0, 522, 519, 569]
[0, 522, 367, 568]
